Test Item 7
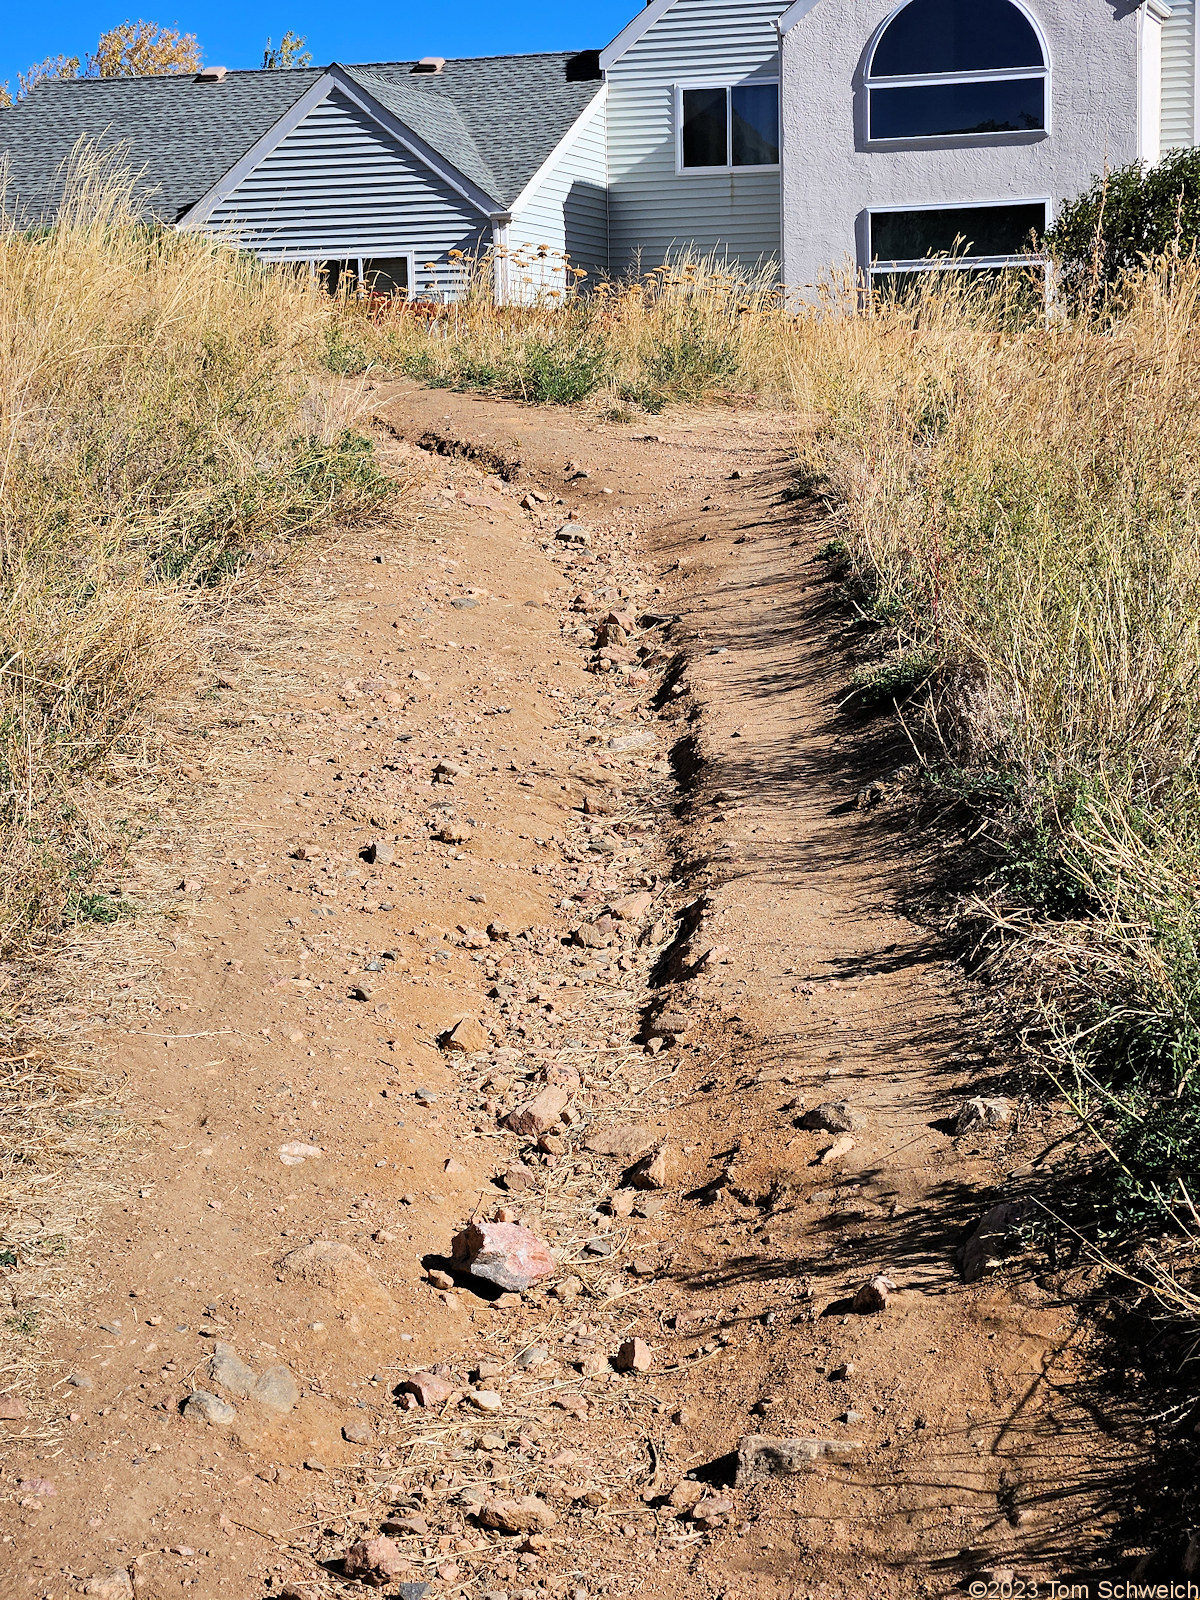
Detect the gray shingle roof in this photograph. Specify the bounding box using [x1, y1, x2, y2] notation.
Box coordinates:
[0, 51, 603, 221]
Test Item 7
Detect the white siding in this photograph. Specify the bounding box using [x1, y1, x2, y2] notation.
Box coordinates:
[605, 0, 787, 277]
[506, 94, 609, 298]
[203, 87, 490, 297]
[1161, 0, 1196, 150]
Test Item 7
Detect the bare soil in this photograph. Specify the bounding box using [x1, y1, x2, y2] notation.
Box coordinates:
[0, 385, 1147, 1600]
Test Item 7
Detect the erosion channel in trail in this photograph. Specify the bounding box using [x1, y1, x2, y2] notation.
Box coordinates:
[0, 384, 1149, 1600]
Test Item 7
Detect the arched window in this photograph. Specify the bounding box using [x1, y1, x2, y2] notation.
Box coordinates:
[866, 0, 1048, 142]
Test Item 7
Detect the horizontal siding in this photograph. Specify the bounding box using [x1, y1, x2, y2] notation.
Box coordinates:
[606, 0, 786, 276]
[507, 96, 609, 297]
[204, 88, 489, 297]
[1162, 0, 1195, 151]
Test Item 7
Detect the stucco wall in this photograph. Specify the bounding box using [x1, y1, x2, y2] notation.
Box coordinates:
[779, 0, 1143, 294]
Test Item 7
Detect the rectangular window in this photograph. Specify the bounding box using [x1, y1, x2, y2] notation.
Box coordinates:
[314, 256, 412, 298]
[869, 202, 1045, 267]
[869, 78, 1045, 140]
[680, 82, 779, 170]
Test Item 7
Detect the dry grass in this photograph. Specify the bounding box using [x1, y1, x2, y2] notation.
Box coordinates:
[327, 250, 793, 410]
[0, 149, 395, 1408]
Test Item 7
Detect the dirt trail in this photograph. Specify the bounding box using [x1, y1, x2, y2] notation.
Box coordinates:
[0, 385, 1141, 1600]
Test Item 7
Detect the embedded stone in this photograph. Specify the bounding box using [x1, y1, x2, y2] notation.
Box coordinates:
[451, 1221, 555, 1292]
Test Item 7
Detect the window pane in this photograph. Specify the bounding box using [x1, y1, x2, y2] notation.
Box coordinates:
[362, 257, 410, 295]
[870, 203, 1045, 262]
[731, 83, 779, 165]
[872, 0, 1043, 76]
[870, 77, 1043, 139]
[682, 87, 728, 167]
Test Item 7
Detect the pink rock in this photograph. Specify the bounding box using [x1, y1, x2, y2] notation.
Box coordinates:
[614, 1337, 654, 1373]
[398, 1372, 457, 1408]
[18, 1478, 54, 1496]
[342, 1534, 408, 1586]
[0, 1395, 27, 1420]
[503, 1085, 570, 1137]
[451, 1220, 556, 1292]
[852, 1275, 895, 1314]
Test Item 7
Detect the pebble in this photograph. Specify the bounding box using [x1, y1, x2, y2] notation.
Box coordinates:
[852, 1275, 895, 1314]
[800, 1101, 859, 1134]
[469, 1389, 503, 1411]
[735, 1433, 863, 1484]
[504, 1085, 570, 1136]
[207, 1342, 258, 1398]
[0, 1394, 27, 1419]
[67, 1373, 94, 1389]
[451, 1219, 556, 1292]
[182, 1390, 236, 1426]
[516, 1345, 550, 1369]
[691, 1495, 735, 1528]
[428, 1269, 456, 1290]
[381, 1514, 429, 1537]
[82, 1572, 134, 1599]
[583, 1237, 612, 1256]
[343, 1418, 374, 1444]
[400, 1371, 457, 1408]
[255, 1365, 300, 1414]
[614, 1337, 653, 1373]
[342, 1535, 408, 1585]
[476, 1495, 558, 1534]
[819, 1133, 856, 1165]
[440, 1015, 489, 1053]
[956, 1096, 1015, 1134]
[629, 1146, 671, 1190]
[959, 1200, 1029, 1282]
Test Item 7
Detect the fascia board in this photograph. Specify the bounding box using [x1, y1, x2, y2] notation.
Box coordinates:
[508, 85, 607, 219]
[177, 72, 340, 227]
[600, 0, 682, 71]
[778, 0, 825, 35]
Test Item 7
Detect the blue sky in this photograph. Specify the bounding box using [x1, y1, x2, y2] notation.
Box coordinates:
[2, 1, 636, 92]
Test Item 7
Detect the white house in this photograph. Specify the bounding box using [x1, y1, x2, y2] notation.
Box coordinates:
[0, 0, 1194, 298]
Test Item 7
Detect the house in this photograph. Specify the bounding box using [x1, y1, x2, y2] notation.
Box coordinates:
[0, 0, 1195, 298]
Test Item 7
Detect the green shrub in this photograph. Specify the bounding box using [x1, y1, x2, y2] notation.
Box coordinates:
[1047, 147, 1200, 298]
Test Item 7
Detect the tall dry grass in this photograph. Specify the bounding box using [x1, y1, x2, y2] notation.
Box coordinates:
[0, 148, 389, 950]
[328, 250, 793, 410]
[785, 263, 1200, 1276]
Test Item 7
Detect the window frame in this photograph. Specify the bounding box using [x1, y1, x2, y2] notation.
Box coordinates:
[304, 252, 418, 300]
[864, 0, 1051, 146]
[673, 79, 781, 176]
[865, 195, 1051, 277]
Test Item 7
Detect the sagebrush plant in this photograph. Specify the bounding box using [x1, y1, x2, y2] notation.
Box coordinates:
[0, 146, 390, 950]
[785, 261, 1200, 1309]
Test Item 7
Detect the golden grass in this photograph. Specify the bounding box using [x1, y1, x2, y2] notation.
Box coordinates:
[0, 147, 389, 953]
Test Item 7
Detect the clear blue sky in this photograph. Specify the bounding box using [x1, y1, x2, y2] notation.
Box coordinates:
[2, 1, 637, 92]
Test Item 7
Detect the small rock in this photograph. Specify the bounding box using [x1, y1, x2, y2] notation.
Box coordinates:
[691, 1495, 735, 1528]
[735, 1433, 863, 1484]
[956, 1096, 1015, 1134]
[852, 1275, 895, 1314]
[343, 1534, 408, 1587]
[343, 1418, 374, 1444]
[451, 596, 478, 609]
[555, 524, 592, 546]
[451, 1220, 556, 1292]
[614, 1337, 653, 1373]
[83, 1572, 134, 1600]
[399, 1372, 458, 1408]
[255, 1365, 300, 1414]
[380, 1514, 429, 1538]
[440, 1015, 489, 1053]
[476, 1495, 558, 1534]
[584, 1237, 612, 1256]
[278, 1141, 323, 1166]
[469, 1389, 503, 1412]
[18, 1477, 54, 1496]
[628, 1145, 671, 1190]
[361, 840, 395, 866]
[819, 1133, 856, 1165]
[428, 1269, 456, 1289]
[0, 1394, 27, 1419]
[583, 1123, 657, 1163]
[436, 821, 474, 845]
[960, 1200, 1029, 1283]
[667, 1479, 705, 1509]
[501, 1164, 535, 1192]
[611, 891, 653, 922]
[549, 1274, 581, 1303]
[182, 1390, 236, 1426]
[800, 1102, 859, 1134]
[504, 1085, 570, 1137]
[516, 1345, 550, 1369]
[67, 1373, 94, 1389]
[607, 730, 653, 752]
[207, 1342, 258, 1398]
